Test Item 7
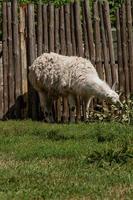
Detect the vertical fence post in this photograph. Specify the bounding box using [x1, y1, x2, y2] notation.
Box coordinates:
[121, 3, 130, 98]
[82, 0, 95, 117]
[74, 0, 83, 57]
[60, 6, 66, 56]
[7, 2, 14, 113]
[126, 0, 133, 95]
[2, 2, 8, 117]
[55, 7, 62, 122]
[99, 2, 112, 86]
[74, 0, 84, 121]
[43, 5, 48, 53]
[83, 0, 95, 65]
[64, 4, 72, 56]
[20, 6, 28, 118]
[82, 1, 89, 59]
[49, 4, 55, 52]
[60, 6, 68, 123]
[103, 1, 117, 85]
[116, 8, 125, 95]
[27, 4, 39, 120]
[94, 1, 103, 80]
[0, 41, 3, 119]
[37, 3, 43, 56]
[12, 0, 22, 118]
[55, 7, 60, 54]
[70, 3, 76, 56]
[64, 4, 74, 122]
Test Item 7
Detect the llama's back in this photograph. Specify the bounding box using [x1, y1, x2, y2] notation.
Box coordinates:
[29, 52, 98, 95]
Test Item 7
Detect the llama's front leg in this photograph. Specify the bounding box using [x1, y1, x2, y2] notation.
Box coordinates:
[84, 96, 93, 121]
[45, 96, 55, 123]
[68, 95, 76, 122]
[38, 91, 46, 115]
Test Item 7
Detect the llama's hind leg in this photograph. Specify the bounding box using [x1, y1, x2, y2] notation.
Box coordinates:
[68, 95, 76, 122]
[38, 92, 54, 123]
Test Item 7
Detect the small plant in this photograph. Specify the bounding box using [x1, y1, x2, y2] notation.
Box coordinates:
[88, 99, 133, 124]
[86, 143, 133, 167]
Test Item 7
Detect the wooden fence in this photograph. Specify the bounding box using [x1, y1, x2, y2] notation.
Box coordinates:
[0, 0, 133, 122]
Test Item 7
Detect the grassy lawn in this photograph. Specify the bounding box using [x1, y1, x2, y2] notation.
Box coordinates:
[0, 121, 132, 200]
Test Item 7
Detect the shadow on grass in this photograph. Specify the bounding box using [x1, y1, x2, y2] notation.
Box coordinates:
[96, 133, 115, 143]
[33, 129, 89, 141]
[46, 130, 75, 141]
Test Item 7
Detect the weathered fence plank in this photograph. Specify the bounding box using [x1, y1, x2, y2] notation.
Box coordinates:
[121, 3, 130, 98]
[60, 6, 66, 55]
[82, 1, 89, 59]
[43, 5, 48, 53]
[12, 0, 22, 118]
[65, 4, 74, 122]
[74, 0, 84, 121]
[103, 1, 117, 85]
[55, 7, 60, 54]
[0, 42, 3, 119]
[12, 0, 21, 99]
[132, 0, 133, 19]
[27, 4, 39, 120]
[116, 9, 125, 94]
[37, 4, 43, 56]
[126, 0, 133, 94]
[94, 1, 103, 79]
[20, 6, 28, 118]
[65, 4, 72, 56]
[2, 2, 8, 116]
[74, 1, 83, 57]
[20, 7, 28, 95]
[99, 3, 112, 86]
[7, 2, 15, 110]
[70, 3, 76, 56]
[49, 4, 55, 52]
[59, 6, 69, 122]
[83, 0, 95, 64]
[55, 7, 62, 122]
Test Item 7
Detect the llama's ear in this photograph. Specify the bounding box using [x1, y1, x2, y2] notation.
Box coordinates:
[112, 81, 117, 91]
[119, 91, 123, 97]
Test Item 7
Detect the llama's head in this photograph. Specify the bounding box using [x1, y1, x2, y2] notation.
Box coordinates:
[106, 90, 122, 107]
[106, 82, 123, 108]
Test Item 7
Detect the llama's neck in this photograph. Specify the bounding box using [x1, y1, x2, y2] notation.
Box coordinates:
[85, 77, 112, 99]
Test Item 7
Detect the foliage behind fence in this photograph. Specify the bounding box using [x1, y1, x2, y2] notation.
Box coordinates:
[0, 0, 133, 122]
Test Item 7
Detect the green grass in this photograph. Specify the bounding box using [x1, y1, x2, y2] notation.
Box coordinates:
[0, 121, 132, 200]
